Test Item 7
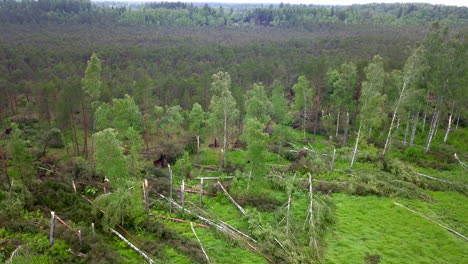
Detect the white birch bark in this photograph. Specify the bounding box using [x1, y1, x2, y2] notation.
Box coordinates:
[303, 90, 307, 139]
[168, 165, 173, 213]
[330, 148, 336, 172]
[49, 211, 55, 246]
[190, 222, 211, 264]
[425, 110, 440, 153]
[422, 109, 427, 133]
[409, 112, 419, 146]
[110, 228, 155, 264]
[383, 80, 407, 155]
[335, 111, 340, 138]
[443, 112, 453, 143]
[404, 112, 410, 145]
[343, 111, 349, 145]
[285, 173, 297, 235]
[350, 121, 362, 167]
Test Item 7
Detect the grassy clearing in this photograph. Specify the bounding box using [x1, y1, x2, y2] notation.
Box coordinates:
[325, 193, 468, 264]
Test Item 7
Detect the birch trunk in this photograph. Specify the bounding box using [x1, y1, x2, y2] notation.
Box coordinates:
[199, 179, 204, 206]
[168, 165, 173, 214]
[404, 112, 410, 145]
[220, 103, 227, 173]
[343, 111, 349, 146]
[335, 111, 340, 138]
[350, 121, 362, 167]
[422, 110, 427, 133]
[443, 112, 453, 143]
[330, 148, 336, 172]
[433, 109, 441, 139]
[285, 173, 297, 235]
[110, 228, 155, 264]
[409, 112, 419, 146]
[425, 110, 440, 153]
[190, 222, 211, 264]
[71, 113, 79, 155]
[196, 135, 200, 165]
[303, 91, 307, 139]
[81, 102, 89, 158]
[49, 211, 55, 246]
[383, 80, 407, 155]
[455, 112, 460, 130]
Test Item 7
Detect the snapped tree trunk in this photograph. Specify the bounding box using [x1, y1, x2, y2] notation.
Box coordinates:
[335, 110, 340, 138]
[330, 148, 336, 172]
[409, 112, 419, 146]
[0, 144, 12, 191]
[144, 114, 150, 154]
[343, 111, 349, 146]
[443, 111, 453, 143]
[404, 112, 410, 145]
[383, 80, 407, 155]
[303, 92, 307, 139]
[350, 121, 362, 167]
[220, 104, 227, 173]
[168, 165, 173, 214]
[71, 113, 79, 155]
[196, 135, 200, 165]
[422, 110, 427, 133]
[49, 211, 55, 246]
[425, 110, 440, 153]
[81, 102, 88, 158]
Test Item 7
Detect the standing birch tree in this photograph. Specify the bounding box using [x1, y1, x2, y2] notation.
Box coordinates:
[208, 72, 239, 172]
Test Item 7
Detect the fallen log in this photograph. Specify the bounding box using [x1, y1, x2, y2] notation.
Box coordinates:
[190, 222, 211, 264]
[176, 189, 217, 196]
[110, 228, 155, 264]
[194, 164, 218, 170]
[149, 214, 208, 228]
[393, 201, 468, 242]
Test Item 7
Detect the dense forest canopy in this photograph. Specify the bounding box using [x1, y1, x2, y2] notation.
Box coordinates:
[0, 1, 467, 264]
[0, 0, 467, 25]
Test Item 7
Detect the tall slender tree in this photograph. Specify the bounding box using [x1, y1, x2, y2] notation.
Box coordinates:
[208, 72, 239, 172]
[81, 53, 102, 158]
[292, 75, 313, 139]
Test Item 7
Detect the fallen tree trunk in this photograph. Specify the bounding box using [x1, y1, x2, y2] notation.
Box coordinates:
[190, 222, 211, 264]
[149, 214, 208, 228]
[194, 164, 219, 170]
[110, 228, 155, 264]
[393, 202, 468, 242]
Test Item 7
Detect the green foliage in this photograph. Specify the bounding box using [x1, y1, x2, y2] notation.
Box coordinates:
[328, 62, 357, 111]
[242, 118, 270, 177]
[245, 83, 271, 125]
[92, 186, 145, 231]
[270, 80, 291, 124]
[348, 166, 430, 201]
[160, 105, 184, 133]
[125, 127, 144, 177]
[93, 128, 128, 186]
[95, 95, 145, 134]
[81, 53, 102, 102]
[292, 75, 312, 111]
[360, 56, 387, 132]
[209, 71, 239, 138]
[188, 102, 205, 135]
[6, 123, 35, 181]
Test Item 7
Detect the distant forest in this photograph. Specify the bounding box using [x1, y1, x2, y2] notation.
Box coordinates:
[0, 0, 467, 26]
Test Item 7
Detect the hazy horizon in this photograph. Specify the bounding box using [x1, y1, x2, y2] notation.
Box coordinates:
[94, 0, 468, 8]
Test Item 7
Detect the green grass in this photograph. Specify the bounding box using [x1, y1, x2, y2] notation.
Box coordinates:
[325, 193, 468, 264]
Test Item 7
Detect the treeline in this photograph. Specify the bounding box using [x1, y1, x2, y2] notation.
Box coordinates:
[1, 0, 467, 26]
